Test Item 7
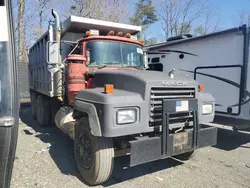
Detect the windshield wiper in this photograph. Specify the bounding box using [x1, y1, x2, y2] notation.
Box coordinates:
[95, 62, 141, 70]
[97, 65, 107, 69]
[97, 62, 121, 69]
[103, 62, 121, 65]
[123, 66, 143, 70]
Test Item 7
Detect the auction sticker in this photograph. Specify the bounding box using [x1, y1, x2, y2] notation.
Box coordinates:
[137, 48, 143, 54]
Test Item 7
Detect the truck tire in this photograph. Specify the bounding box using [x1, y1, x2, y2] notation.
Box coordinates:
[174, 151, 194, 161]
[74, 117, 114, 185]
[36, 95, 51, 127]
[50, 98, 61, 126]
[31, 92, 37, 119]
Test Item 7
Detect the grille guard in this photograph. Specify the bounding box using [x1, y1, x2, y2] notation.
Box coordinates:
[129, 98, 217, 166]
[150, 87, 196, 129]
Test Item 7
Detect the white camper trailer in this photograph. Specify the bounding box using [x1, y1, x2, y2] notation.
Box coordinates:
[146, 25, 250, 121]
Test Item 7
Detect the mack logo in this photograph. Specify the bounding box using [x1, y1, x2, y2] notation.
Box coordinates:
[161, 81, 187, 86]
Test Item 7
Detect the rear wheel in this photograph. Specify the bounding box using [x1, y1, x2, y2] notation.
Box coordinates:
[50, 98, 61, 126]
[174, 151, 194, 161]
[31, 92, 37, 119]
[74, 117, 114, 185]
[36, 95, 51, 127]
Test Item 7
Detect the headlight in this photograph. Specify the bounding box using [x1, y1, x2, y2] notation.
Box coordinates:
[202, 104, 213, 114]
[117, 109, 136, 124]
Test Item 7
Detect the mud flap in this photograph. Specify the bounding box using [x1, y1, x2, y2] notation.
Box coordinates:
[130, 137, 161, 167]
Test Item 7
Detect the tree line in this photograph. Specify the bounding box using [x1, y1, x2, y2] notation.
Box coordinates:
[14, 0, 249, 63]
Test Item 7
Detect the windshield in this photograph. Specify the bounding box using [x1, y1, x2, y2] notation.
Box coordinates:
[86, 40, 144, 68]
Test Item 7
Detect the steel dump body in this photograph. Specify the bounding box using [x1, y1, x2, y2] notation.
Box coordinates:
[28, 23, 64, 97]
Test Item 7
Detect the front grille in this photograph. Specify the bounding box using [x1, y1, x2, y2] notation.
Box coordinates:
[150, 87, 195, 128]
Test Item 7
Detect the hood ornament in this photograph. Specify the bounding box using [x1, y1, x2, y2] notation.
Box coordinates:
[168, 69, 175, 78]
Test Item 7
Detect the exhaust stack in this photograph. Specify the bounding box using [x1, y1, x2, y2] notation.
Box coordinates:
[51, 9, 62, 97]
[52, 9, 61, 42]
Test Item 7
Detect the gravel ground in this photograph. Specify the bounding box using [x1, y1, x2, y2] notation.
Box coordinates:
[11, 106, 250, 188]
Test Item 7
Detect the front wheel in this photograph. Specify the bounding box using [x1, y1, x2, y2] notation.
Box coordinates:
[74, 117, 114, 185]
[174, 151, 195, 161]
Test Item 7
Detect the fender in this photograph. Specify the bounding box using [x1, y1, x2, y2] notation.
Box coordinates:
[74, 100, 102, 136]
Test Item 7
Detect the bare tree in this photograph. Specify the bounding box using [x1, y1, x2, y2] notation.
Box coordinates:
[194, 6, 220, 36]
[22, 0, 71, 45]
[37, 0, 51, 35]
[17, 0, 28, 63]
[233, 10, 250, 27]
[14, 0, 130, 62]
[159, 0, 217, 39]
[27, 0, 58, 38]
[70, 0, 129, 23]
[203, 7, 219, 33]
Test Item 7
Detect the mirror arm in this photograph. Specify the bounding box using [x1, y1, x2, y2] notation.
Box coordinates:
[143, 51, 149, 69]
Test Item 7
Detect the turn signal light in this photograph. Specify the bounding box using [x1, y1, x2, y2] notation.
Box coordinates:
[86, 31, 91, 36]
[125, 33, 131, 38]
[139, 38, 145, 44]
[108, 30, 115, 36]
[86, 30, 99, 36]
[117, 32, 123, 37]
[104, 84, 114, 94]
[199, 85, 205, 92]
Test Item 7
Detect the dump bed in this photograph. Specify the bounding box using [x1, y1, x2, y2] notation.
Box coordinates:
[29, 27, 56, 97]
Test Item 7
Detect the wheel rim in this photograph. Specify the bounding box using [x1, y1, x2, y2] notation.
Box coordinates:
[78, 132, 93, 169]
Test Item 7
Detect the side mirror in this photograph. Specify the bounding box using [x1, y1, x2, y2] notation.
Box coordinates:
[143, 52, 148, 69]
[86, 49, 90, 65]
[46, 41, 60, 64]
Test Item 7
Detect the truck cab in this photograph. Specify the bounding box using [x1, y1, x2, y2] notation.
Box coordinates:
[82, 34, 145, 69]
[29, 10, 217, 185]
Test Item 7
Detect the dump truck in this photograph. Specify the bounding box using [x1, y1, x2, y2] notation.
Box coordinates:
[28, 10, 217, 185]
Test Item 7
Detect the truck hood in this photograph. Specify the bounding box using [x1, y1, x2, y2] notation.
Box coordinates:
[91, 69, 198, 100]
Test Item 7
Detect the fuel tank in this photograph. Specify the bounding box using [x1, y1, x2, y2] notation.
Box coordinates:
[55, 106, 75, 138]
[67, 54, 87, 104]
